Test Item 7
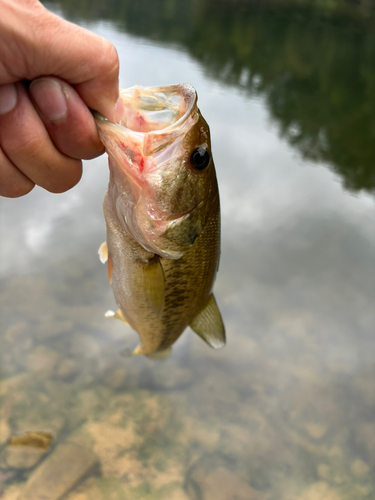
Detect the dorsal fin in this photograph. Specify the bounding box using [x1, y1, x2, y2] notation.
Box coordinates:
[189, 294, 225, 349]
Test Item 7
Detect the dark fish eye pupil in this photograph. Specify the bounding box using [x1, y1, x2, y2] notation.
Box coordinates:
[190, 147, 210, 170]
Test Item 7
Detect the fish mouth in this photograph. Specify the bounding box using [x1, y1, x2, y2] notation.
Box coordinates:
[94, 83, 198, 157]
[119, 84, 197, 134]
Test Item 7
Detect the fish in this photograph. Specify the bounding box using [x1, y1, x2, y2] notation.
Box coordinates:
[95, 84, 225, 357]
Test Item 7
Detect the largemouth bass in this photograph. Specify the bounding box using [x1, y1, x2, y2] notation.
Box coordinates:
[95, 84, 225, 357]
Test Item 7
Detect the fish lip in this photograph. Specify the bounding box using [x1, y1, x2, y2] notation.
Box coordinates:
[91, 83, 198, 156]
[93, 83, 197, 137]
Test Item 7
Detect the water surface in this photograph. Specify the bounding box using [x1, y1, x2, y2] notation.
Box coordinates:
[1, 1, 375, 499]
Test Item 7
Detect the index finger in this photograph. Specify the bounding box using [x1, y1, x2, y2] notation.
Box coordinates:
[2, 0, 120, 120]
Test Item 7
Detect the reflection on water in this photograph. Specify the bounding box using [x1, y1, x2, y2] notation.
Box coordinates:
[1, 0, 375, 499]
[50, 0, 375, 194]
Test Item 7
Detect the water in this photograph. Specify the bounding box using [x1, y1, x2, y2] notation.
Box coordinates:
[1, 1, 375, 499]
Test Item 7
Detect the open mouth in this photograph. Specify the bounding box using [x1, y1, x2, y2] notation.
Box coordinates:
[94, 84, 197, 134]
[118, 84, 197, 133]
[94, 84, 198, 158]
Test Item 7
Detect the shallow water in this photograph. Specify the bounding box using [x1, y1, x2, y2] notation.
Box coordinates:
[1, 1, 375, 499]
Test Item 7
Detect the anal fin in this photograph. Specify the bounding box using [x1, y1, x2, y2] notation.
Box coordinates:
[189, 294, 225, 349]
[105, 309, 129, 325]
[125, 344, 171, 360]
[145, 347, 172, 360]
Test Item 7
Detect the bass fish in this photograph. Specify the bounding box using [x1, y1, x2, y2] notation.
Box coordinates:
[95, 84, 225, 357]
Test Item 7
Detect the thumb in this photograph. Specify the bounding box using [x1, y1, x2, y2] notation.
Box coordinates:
[2, 0, 120, 120]
[35, 14, 121, 121]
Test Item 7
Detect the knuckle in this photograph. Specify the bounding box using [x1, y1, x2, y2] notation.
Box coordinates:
[103, 39, 119, 67]
[16, 133, 47, 160]
[98, 38, 119, 79]
[21, 8, 61, 78]
[0, 150, 35, 197]
[4, 132, 83, 194]
[43, 160, 82, 193]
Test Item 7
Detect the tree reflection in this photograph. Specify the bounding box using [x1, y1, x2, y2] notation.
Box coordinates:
[47, 0, 375, 193]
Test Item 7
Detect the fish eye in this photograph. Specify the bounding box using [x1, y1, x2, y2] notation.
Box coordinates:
[190, 147, 210, 171]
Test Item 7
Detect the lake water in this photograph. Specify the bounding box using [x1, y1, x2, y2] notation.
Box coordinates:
[1, 1, 375, 499]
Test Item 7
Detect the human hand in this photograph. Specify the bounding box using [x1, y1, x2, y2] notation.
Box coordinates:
[0, 0, 120, 197]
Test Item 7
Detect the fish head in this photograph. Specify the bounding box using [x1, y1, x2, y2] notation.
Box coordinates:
[95, 84, 218, 259]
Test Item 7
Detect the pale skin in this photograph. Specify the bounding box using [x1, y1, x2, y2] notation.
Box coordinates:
[0, 0, 121, 198]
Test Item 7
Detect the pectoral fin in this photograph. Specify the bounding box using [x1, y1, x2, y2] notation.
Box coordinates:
[105, 309, 129, 325]
[98, 241, 113, 284]
[141, 256, 165, 317]
[98, 241, 108, 263]
[189, 294, 225, 349]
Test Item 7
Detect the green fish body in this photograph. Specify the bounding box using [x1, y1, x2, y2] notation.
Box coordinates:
[96, 84, 225, 356]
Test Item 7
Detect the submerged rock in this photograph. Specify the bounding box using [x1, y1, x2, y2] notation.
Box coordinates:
[36, 318, 73, 340]
[1, 445, 48, 470]
[55, 358, 79, 381]
[27, 345, 61, 377]
[350, 458, 370, 478]
[64, 477, 128, 500]
[0, 419, 11, 447]
[0, 470, 16, 497]
[104, 367, 128, 389]
[3, 322, 28, 343]
[151, 365, 193, 391]
[82, 419, 142, 480]
[0, 483, 22, 500]
[65, 476, 191, 500]
[296, 482, 341, 500]
[18, 442, 99, 500]
[355, 423, 375, 467]
[0, 431, 54, 470]
[185, 455, 266, 500]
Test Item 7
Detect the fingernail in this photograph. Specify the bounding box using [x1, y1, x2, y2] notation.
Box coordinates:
[0, 84, 17, 115]
[30, 78, 67, 122]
